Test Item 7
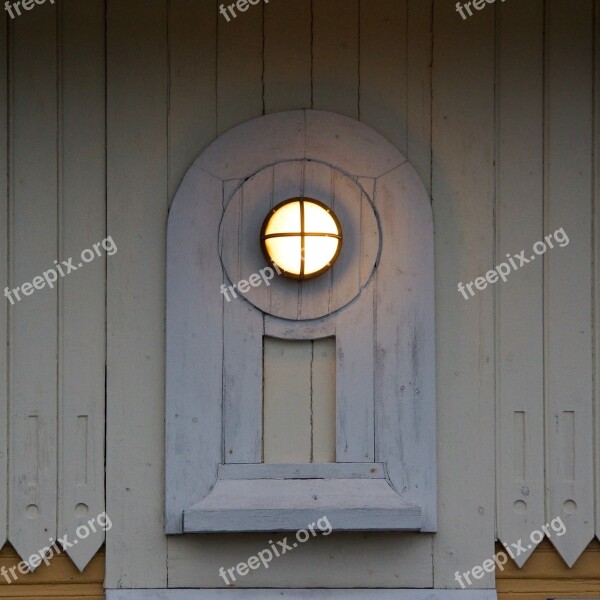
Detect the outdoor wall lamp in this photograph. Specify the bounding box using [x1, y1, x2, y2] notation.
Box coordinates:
[260, 198, 343, 280]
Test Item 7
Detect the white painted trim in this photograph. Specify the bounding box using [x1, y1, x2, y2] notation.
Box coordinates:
[167, 109, 436, 533]
[219, 463, 386, 479]
[108, 590, 497, 600]
[183, 478, 421, 532]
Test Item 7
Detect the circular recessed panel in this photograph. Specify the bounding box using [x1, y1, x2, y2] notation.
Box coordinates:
[219, 160, 381, 321]
[260, 198, 343, 280]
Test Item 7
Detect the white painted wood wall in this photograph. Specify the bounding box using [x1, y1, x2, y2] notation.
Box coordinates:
[0, 0, 598, 589]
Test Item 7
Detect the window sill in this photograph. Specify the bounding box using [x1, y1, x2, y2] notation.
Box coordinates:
[182, 463, 422, 533]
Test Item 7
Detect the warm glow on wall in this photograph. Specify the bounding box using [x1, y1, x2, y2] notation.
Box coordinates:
[260, 198, 343, 280]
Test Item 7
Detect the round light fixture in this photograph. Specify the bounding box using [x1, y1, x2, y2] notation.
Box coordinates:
[260, 198, 343, 280]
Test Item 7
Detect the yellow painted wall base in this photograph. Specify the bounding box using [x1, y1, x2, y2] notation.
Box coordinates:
[0, 544, 104, 599]
[497, 538, 600, 600]
[1, 538, 598, 598]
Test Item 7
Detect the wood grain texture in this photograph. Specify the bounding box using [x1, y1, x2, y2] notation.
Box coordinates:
[596, 0, 600, 549]
[184, 478, 421, 532]
[0, 5, 7, 553]
[496, 539, 600, 600]
[167, 108, 435, 586]
[218, 463, 385, 479]
[311, 338, 336, 463]
[544, 0, 594, 567]
[359, 0, 407, 153]
[105, 0, 169, 586]
[58, 0, 106, 572]
[0, 543, 104, 598]
[8, 1, 58, 564]
[222, 173, 265, 464]
[167, 530, 433, 589]
[495, 0, 545, 567]
[312, 0, 359, 118]
[431, 0, 496, 585]
[374, 163, 436, 531]
[165, 165, 224, 531]
[263, 338, 312, 464]
[168, 0, 217, 204]
[336, 285, 374, 463]
[264, 0, 311, 113]
[406, 0, 432, 193]
[217, 0, 263, 135]
[110, 589, 493, 600]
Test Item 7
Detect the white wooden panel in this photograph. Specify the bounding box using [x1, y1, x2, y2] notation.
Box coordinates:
[167, 110, 435, 587]
[239, 166, 274, 312]
[406, 0, 433, 193]
[110, 589, 495, 600]
[166, 165, 224, 529]
[359, 0, 407, 154]
[264, 315, 335, 341]
[431, 0, 495, 584]
[219, 463, 385, 479]
[305, 111, 404, 180]
[106, 0, 169, 586]
[199, 111, 305, 182]
[334, 174, 376, 463]
[269, 162, 304, 317]
[58, 0, 106, 571]
[264, 0, 311, 113]
[495, 0, 545, 566]
[596, 0, 600, 547]
[544, 0, 594, 567]
[330, 170, 360, 313]
[8, 3, 58, 564]
[336, 285, 374, 463]
[217, 0, 263, 135]
[311, 338, 336, 463]
[375, 163, 436, 532]
[221, 160, 377, 322]
[167, 530, 433, 588]
[298, 161, 335, 319]
[313, 0, 359, 119]
[263, 338, 312, 464]
[0, 5, 7, 552]
[184, 478, 421, 532]
[168, 0, 217, 204]
[223, 172, 265, 464]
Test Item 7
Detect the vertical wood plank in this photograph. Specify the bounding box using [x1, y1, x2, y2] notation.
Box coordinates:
[0, 4, 7, 552]
[217, 0, 263, 135]
[406, 0, 432, 192]
[58, 0, 106, 572]
[263, 338, 312, 463]
[165, 167, 224, 534]
[359, 0, 407, 153]
[336, 287, 374, 464]
[168, 0, 217, 203]
[8, 1, 58, 564]
[311, 337, 336, 463]
[300, 160, 333, 319]
[596, 0, 600, 547]
[544, 0, 594, 567]
[312, 0, 359, 118]
[336, 179, 375, 463]
[495, 0, 545, 566]
[264, 0, 311, 113]
[269, 162, 303, 317]
[223, 176, 265, 463]
[106, 0, 168, 587]
[431, 0, 496, 584]
[374, 163, 436, 532]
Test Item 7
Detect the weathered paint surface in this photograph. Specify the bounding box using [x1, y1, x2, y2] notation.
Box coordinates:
[0, 0, 598, 593]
